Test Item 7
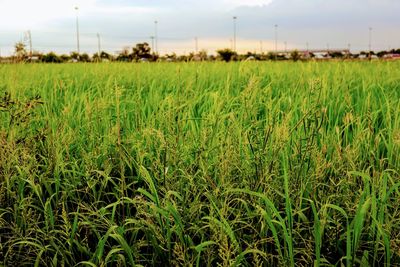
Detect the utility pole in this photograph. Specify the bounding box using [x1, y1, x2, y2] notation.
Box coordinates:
[369, 27, 372, 59]
[154, 20, 158, 54]
[306, 42, 309, 59]
[284, 41, 287, 53]
[260, 40, 263, 54]
[195, 37, 198, 53]
[96, 33, 101, 57]
[25, 30, 33, 60]
[274, 24, 278, 60]
[75, 6, 80, 57]
[347, 43, 351, 58]
[233, 16, 237, 52]
[274, 25, 278, 52]
[150, 36, 155, 52]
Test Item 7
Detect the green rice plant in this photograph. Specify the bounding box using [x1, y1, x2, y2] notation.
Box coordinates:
[0, 61, 399, 266]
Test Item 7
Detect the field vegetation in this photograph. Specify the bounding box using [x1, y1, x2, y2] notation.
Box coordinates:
[0, 61, 400, 266]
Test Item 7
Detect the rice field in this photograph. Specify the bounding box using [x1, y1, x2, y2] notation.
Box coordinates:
[1, 61, 400, 266]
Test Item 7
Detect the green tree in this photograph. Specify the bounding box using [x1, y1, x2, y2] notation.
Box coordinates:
[100, 51, 113, 61]
[70, 52, 80, 61]
[14, 42, 27, 62]
[60, 54, 71, 62]
[116, 47, 132, 62]
[290, 50, 301, 61]
[41, 52, 62, 63]
[80, 53, 91, 62]
[132, 42, 152, 61]
[216, 48, 237, 62]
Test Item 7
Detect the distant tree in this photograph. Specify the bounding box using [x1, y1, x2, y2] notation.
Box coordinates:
[216, 48, 237, 62]
[116, 47, 132, 62]
[198, 50, 208, 61]
[92, 51, 112, 62]
[329, 51, 344, 58]
[92, 52, 101, 62]
[132, 42, 152, 61]
[100, 51, 113, 61]
[377, 51, 389, 58]
[14, 42, 27, 62]
[208, 55, 217, 61]
[266, 52, 276, 60]
[166, 53, 177, 62]
[41, 52, 62, 63]
[290, 50, 301, 61]
[70, 52, 79, 61]
[80, 53, 91, 62]
[189, 50, 208, 61]
[60, 54, 71, 62]
[178, 55, 189, 62]
[187, 52, 195, 61]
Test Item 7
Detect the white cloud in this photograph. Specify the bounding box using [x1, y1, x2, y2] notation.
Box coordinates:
[223, 0, 272, 7]
[0, 0, 95, 29]
[0, 0, 155, 30]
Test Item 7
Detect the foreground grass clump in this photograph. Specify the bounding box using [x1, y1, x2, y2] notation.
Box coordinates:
[0, 61, 400, 266]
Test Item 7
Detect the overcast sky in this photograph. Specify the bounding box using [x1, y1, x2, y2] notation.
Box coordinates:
[0, 0, 399, 55]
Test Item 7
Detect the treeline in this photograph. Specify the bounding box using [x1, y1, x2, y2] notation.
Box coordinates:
[2, 41, 400, 63]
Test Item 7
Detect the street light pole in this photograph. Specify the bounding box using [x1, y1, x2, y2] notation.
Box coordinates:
[150, 36, 155, 52]
[369, 27, 372, 59]
[233, 16, 237, 52]
[347, 43, 351, 58]
[97, 33, 101, 57]
[75, 7, 80, 57]
[154, 20, 158, 54]
[274, 24, 278, 53]
[26, 30, 32, 60]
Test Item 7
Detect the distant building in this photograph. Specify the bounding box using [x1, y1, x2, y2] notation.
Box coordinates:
[383, 54, 400, 60]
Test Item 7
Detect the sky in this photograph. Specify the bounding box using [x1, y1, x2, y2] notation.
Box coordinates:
[0, 0, 399, 56]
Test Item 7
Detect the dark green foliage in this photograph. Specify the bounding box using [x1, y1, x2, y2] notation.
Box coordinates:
[41, 52, 63, 63]
[217, 48, 237, 62]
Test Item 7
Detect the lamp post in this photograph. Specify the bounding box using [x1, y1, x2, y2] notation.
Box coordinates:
[154, 20, 158, 54]
[274, 24, 278, 53]
[369, 27, 372, 59]
[233, 16, 237, 52]
[24, 30, 33, 60]
[347, 43, 351, 58]
[75, 6, 80, 56]
[96, 33, 101, 57]
[150, 36, 155, 52]
[274, 24, 278, 60]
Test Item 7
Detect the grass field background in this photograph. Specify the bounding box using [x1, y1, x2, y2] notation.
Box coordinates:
[1, 61, 400, 266]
